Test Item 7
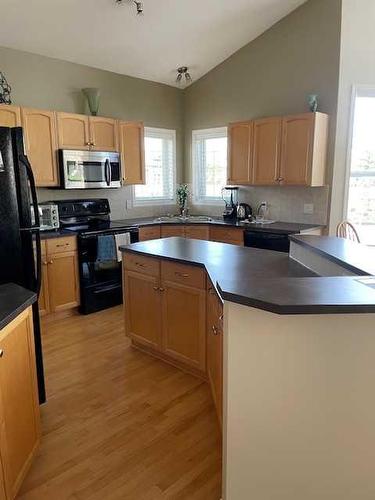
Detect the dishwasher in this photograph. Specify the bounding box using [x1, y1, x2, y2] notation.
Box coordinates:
[244, 230, 291, 253]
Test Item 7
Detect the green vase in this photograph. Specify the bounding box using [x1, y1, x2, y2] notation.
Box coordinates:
[82, 88, 100, 116]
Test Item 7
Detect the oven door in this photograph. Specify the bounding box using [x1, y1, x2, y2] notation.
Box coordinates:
[60, 150, 121, 189]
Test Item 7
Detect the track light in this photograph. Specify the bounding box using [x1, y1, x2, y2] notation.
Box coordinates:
[176, 67, 192, 86]
[115, 0, 143, 15]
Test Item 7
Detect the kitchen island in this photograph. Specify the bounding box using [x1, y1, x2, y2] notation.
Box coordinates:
[121, 236, 375, 500]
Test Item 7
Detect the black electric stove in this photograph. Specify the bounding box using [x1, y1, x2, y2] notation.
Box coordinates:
[55, 199, 139, 314]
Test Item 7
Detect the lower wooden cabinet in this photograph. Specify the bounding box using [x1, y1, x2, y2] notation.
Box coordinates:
[207, 283, 223, 427]
[39, 237, 80, 316]
[160, 225, 185, 238]
[138, 226, 161, 242]
[0, 307, 41, 499]
[185, 225, 210, 240]
[209, 226, 244, 246]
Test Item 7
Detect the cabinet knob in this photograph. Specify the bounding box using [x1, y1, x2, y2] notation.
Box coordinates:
[175, 272, 189, 278]
[153, 286, 159, 291]
[49, 260, 53, 264]
[212, 325, 219, 336]
[43, 260, 48, 265]
[159, 287, 165, 292]
[0, 350, 4, 358]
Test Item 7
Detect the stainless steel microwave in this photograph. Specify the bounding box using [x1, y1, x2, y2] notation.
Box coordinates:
[59, 150, 121, 189]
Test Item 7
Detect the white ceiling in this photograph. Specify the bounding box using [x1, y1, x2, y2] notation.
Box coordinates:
[0, 0, 306, 87]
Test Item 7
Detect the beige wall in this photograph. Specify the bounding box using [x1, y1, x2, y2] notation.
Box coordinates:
[330, 0, 375, 234]
[0, 45, 184, 219]
[184, 0, 341, 223]
[224, 301, 375, 500]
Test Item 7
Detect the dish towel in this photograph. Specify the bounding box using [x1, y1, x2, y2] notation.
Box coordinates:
[115, 233, 131, 262]
[97, 235, 117, 262]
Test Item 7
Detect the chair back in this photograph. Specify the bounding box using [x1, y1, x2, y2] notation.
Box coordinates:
[336, 221, 360, 243]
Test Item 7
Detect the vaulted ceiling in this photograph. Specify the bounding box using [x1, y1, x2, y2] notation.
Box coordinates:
[0, 0, 306, 87]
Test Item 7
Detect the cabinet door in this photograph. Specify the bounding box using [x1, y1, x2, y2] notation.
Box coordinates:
[0, 104, 21, 127]
[207, 286, 223, 427]
[252, 117, 282, 185]
[38, 260, 50, 317]
[139, 226, 161, 241]
[209, 226, 244, 246]
[124, 271, 162, 350]
[118, 121, 145, 184]
[89, 116, 118, 152]
[228, 122, 253, 184]
[0, 308, 40, 500]
[279, 113, 314, 186]
[161, 281, 206, 372]
[185, 225, 210, 240]
[57, 112, 90, 149]
[47, 251, 80, 312]
[161, 225, 185, 238]
[21, 108, 59, 187]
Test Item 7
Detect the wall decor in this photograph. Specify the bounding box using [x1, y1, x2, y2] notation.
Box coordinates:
[0, 72, 12, 104]
[82, 88, 101, 116]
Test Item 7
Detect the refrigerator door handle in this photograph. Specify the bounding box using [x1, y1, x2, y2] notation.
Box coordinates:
[18, 154, 42, 296]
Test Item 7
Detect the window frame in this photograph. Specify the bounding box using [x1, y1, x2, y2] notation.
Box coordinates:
[133, 127, 177, 206]
[192, 127, 228, 205]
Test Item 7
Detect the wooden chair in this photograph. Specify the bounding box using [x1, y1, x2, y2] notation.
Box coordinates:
[336, 220, 361, 243]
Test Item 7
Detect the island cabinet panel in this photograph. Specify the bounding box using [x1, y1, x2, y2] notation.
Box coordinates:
[21, 108, 59, 187]
[57, 112, 90, 149]
[185, 225, 210, 240]
[118, 121, 145, 185]
[207, 283, 223, 427]
[0, 307, 40, 500]
[210, 226, 244, 246]
[124, 271, 162, 351]
[161, 225, 185, 239]
[138, 226, 161, 242]
[161, 281, 206, 372]
[252, 117, 282, 185]
[89, 116, 118, 152]
[227, 121, 253, 184]
[0, 105, 21, 127]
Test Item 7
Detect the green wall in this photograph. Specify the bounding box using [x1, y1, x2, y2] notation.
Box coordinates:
[183, 0, 342, 184]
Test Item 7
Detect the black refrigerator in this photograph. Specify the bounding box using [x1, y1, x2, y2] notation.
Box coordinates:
[0, 126, 46, 403]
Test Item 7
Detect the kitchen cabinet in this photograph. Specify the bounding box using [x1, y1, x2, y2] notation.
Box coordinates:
[252, 117, 282, 185]
[210, 226, 244, 246]
[161, 225, 185, 238]
[139, 226, 161, 241]
[0, 307, 40, 500]
[185, 225, 210, 240]
[21, 107, 59, 187]
[280, 112, 328, 186]
[89, 116, 118, 152]
[39, 236, 80, 315]
[118, 121, 145, 185]
[0, 105, 21, 127]
[123, 255, 206, 374]
[207, 282, 223, 427]
[57, 112, 90, 149]
[227, 121, 253, 184]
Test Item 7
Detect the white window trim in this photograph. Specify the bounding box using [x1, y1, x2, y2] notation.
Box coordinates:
[192, 126, 228, 205]
[343, 84, 375, 219]
[133, 127, 177, 207]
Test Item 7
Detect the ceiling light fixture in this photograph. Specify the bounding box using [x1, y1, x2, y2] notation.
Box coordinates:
[115, 0, 143, 15]
[176, 67, 192, 86]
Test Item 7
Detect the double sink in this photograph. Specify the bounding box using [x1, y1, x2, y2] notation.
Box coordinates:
[153, 215, 213, 223]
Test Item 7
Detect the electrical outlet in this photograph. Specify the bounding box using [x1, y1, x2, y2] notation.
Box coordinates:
[303, 203, 314, 215]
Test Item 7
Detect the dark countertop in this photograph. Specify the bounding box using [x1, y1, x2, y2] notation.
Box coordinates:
[0, 283, 37, 330]
[40, 229, 78, 239]
[119, 237, 375, 314]
[290, 235, 375, 276]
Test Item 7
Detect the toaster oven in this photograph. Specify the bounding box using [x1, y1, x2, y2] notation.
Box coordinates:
[36, 203, 60, 231]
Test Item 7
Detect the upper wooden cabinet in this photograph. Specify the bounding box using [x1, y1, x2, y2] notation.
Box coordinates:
[228, 112, 329, 187]
[252, 117, 282, 185]
[0, 307, 40, 500]
[0, 104, 21, 127]
[89, 116, 118, 152]
[57, 112, 90, 149]
[118, 121, 145, 184]
[280, 112, 329, 186]
[227, 122, 253, 184]
[21, 108, 59, 187]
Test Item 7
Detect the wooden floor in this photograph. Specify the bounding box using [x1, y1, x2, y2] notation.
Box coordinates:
[18, 306, 222, 500]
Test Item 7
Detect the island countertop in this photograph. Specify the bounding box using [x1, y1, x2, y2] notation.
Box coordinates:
[0, 283, 37, 330]
[120, 237, 375, 315]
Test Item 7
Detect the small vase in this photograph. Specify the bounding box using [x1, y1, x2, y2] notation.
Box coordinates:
[307, 94, 318, 113]
[82, 88, 101, 116]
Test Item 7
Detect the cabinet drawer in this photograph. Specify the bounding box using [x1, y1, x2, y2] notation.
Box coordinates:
[210, 227, 244, 245]
[139, 225, 161, 241]
[161, 261, 206, 290]
[124, 252, 160, 277]
[46, 236, 77, 254]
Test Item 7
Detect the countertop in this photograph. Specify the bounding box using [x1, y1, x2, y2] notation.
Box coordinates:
[0, 283, 37, 330]
[119, 237, 375, 315]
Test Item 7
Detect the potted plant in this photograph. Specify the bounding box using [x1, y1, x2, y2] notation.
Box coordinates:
[176, 184, 190, 216]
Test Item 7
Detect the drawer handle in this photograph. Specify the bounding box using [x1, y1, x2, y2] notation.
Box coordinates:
[175, 272, 189, 278]
[212, 325, 219, 336]
[135, 262, 145, 267]
[219, 314, 223, 321]
[159, 287, 165, 292]
[0, 350, 4, 358]
[153, 286, 159, 291]
[56, 243, 70, 248]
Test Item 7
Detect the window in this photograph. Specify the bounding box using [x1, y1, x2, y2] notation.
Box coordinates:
[192, 127, 227, 204]
[346, 87, 375, 244]
[134, 127, 176, 205]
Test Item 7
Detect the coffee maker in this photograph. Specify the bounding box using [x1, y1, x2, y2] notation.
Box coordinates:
[221, 186, 239, 221]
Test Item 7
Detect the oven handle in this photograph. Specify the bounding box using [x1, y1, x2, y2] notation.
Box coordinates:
[105, 158, 111, 186]
[93, 283, 121, 294]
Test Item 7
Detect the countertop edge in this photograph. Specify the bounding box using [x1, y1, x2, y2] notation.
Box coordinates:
[0, 284, 37, 331]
